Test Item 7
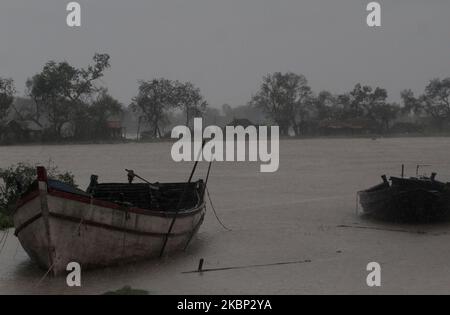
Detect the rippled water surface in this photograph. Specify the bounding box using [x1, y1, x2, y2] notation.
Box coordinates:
[2, 138, 450, 294]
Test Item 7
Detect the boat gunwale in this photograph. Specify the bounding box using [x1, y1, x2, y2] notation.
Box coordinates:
[359, 176, 449, 197]
[14, 184, 206, 218]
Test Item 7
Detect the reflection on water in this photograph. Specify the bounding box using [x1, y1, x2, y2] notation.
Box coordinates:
[2, 138, 450, 294]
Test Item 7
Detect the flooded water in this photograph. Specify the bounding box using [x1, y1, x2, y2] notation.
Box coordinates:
[2, 138, 450, 294]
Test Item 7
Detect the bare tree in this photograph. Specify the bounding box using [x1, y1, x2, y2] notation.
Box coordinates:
[175, 81, 208, 127]
[131, 79, 176, 138]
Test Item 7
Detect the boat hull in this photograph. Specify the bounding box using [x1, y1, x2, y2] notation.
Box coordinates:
[14, 181, 206, 276]
[359, 186, 450, 221]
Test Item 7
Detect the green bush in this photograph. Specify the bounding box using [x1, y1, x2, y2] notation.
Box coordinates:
[0, 213, 12, 230]
[0, 162, 76, 230]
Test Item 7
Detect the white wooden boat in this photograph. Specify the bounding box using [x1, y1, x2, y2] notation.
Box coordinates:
[13, 167, 206, 276]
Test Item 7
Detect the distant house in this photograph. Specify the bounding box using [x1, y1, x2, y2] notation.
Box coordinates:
[22, 120, 44, 141]
[106, 117, 124, 139]
[319, 118, 380, 135]
[1, 119, 43, 143]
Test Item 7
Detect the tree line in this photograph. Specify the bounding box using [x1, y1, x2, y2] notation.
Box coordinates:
[250, 72, 450, 137]
[1, 54, 450, 143]
[0, 53, 122, 142]
[0, 53, 209, 143]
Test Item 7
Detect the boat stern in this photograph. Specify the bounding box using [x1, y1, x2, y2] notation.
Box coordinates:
[13, 167, 56, 274]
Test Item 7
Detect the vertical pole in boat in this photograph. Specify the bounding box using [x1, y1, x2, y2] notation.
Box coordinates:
[187, 155, 201, 183]
[183, 161, 213, 251]
[159, 140, 206, 258]
[202, 161, 213, 199]
[401, 164, 404, 178]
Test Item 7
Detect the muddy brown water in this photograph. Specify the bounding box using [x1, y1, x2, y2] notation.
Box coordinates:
[1, 138, 450, 294]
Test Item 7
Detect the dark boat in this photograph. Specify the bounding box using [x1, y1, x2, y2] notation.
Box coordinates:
[358, 172, 450, 222]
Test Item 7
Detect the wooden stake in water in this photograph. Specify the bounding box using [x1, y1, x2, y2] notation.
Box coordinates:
[198, 258, 204, 272]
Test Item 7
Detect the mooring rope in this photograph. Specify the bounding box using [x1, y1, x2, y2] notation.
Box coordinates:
[13, 241, 19, 261]
[0, 229, 10, 257]
[0, 231, 6, 250]
[206, 187, 231, 232]
[183, 258, 311, 274]
[35, 261, 56, 287]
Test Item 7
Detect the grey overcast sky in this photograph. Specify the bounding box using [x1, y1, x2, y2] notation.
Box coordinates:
[1, 0, 449, 107]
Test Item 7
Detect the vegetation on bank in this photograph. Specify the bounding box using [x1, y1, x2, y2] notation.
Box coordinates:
[0, 212, 12, 230]
[0, 162, 76, 230]
[1, 53, 450, 143]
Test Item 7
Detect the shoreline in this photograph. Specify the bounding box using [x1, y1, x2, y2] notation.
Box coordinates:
[2, 132, 450, 147]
